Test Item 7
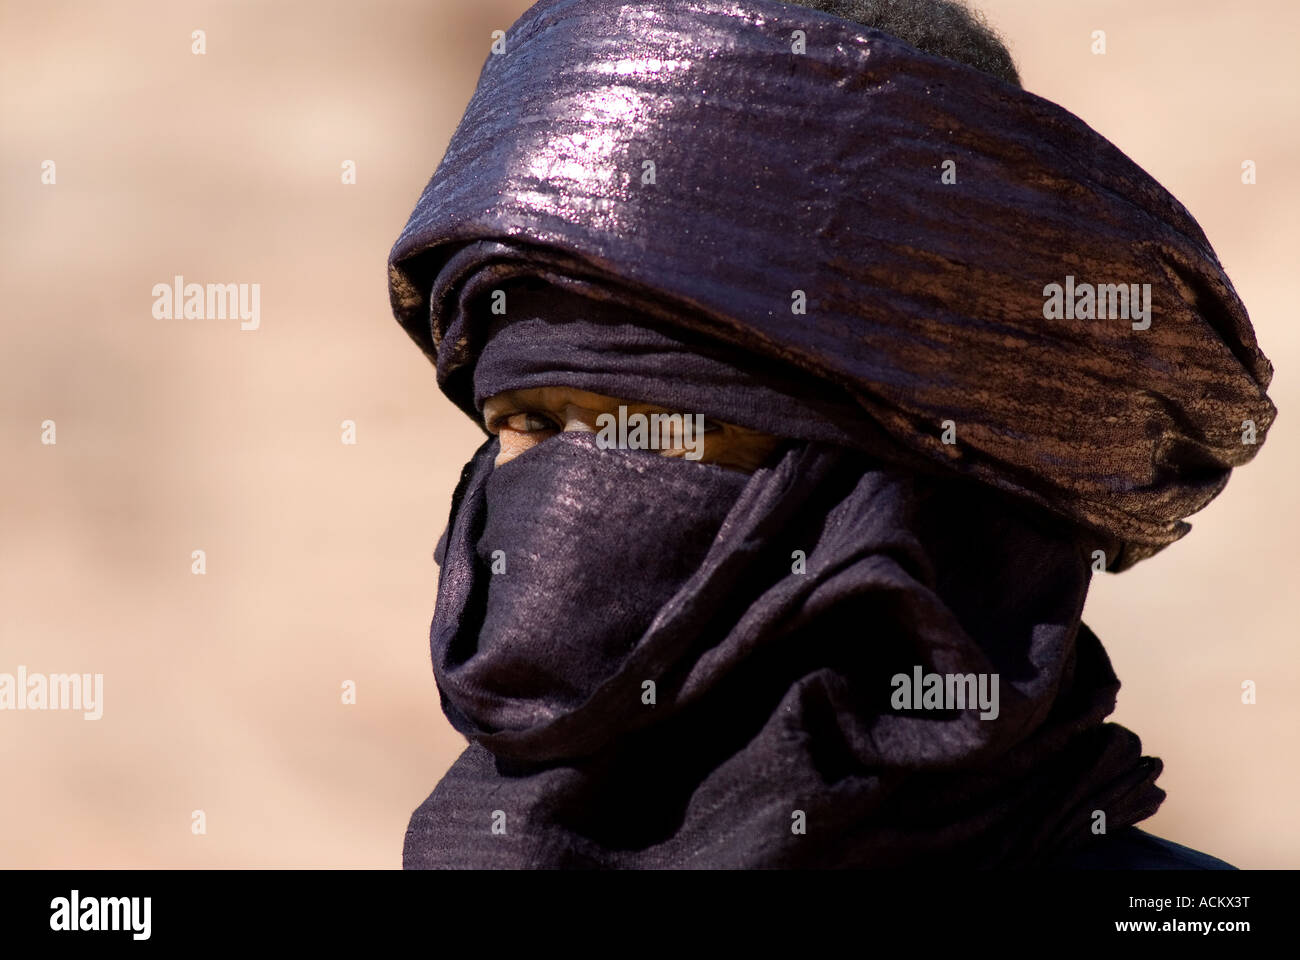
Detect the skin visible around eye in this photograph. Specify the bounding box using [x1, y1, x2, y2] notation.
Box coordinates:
[482, 387, 781, 471]
[501, 412, 560, 434]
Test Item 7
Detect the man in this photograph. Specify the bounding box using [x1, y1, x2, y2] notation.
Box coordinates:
[387, 0, 1275, 868]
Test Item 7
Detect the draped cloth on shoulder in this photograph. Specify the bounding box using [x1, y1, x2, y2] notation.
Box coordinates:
[386, 0, 1276, 868]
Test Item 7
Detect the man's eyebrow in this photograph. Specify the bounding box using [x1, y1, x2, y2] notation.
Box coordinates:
[482, 390, 522, 411]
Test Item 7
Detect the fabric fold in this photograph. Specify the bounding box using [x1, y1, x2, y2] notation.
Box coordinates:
[388, 0, 1275, 570]
[388, 0, 1276, 868]
[407, 431, 1163, 867]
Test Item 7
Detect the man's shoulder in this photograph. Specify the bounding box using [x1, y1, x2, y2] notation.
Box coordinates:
[1049, 827, 1237, 870]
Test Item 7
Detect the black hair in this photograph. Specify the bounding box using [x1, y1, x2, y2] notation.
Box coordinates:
[779, 0, 1021, 87]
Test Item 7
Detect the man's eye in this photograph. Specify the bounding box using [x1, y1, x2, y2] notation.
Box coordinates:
[503, 412, 559, 433]
[699, 418, 723, 433]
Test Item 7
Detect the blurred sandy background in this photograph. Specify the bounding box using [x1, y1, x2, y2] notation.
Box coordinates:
[0, 0, 1295, 868]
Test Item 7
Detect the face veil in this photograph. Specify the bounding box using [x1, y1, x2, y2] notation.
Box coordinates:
[443, 431, 751, 733]
[388, 0, 1275, 868]
[413, 410, 1161, 869]
[408, 287, 1162, 869]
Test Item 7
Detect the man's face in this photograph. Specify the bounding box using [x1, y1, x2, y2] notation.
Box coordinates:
[482, 386, 782, 471]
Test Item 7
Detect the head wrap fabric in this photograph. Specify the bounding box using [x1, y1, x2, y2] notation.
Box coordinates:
[388, 0, 1275, 571]
[388, 0, 1276, 868]
[471, 279, 871, 449]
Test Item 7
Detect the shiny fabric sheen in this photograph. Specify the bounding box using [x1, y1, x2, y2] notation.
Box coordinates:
[388, 0, 1276, 571]
[407, 430, 1164, 867]
[389, 0, 1275, 869]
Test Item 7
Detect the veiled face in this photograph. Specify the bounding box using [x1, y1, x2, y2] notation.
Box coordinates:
[482, 386, 782, 471]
